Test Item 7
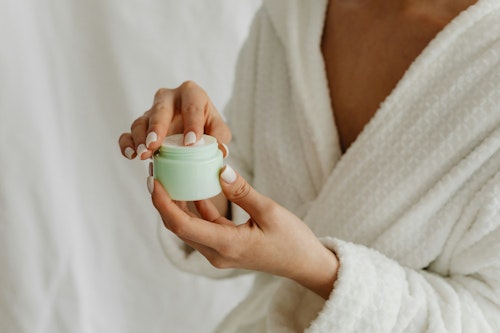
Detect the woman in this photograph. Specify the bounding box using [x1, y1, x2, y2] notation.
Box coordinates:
[119, 0, 500, 331]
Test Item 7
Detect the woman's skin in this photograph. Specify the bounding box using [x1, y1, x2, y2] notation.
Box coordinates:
[323, 0, 477, 152]
[119, 0, 476, 299]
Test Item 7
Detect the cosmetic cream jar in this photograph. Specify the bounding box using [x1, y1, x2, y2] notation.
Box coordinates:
[153, 134, 224, 201]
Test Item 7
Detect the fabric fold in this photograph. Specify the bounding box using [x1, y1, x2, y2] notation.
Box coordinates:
[157, 0, 500, 331]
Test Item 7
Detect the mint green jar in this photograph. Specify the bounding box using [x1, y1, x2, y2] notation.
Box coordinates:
[153, 134, 224, 201]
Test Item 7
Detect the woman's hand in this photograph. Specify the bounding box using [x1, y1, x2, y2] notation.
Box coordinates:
[148, 165, 339, 299]
[118, 81, 231, 160]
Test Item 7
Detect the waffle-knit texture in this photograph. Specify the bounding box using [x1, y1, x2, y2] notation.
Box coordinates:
[159, 0, 500, 331]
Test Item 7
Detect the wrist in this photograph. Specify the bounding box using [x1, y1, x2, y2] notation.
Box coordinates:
[293, 245, 339, 299]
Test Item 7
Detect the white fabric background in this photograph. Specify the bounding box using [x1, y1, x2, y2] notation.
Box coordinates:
[0, 1, 260, 332]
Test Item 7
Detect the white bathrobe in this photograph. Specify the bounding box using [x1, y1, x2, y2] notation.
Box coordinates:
[158, 0, 500, 331]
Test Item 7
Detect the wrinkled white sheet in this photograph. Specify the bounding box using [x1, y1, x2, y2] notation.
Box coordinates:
[0, 1, 260, 332]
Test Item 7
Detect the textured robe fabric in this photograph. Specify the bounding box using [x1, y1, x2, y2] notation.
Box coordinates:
[158, 0, 500, 331]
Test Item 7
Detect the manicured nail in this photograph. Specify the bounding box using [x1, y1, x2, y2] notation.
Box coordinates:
[184, 131, 197, 146]
[221, 164, 237, 184]
[137, 144, 148, 158]
[124, 147, 135, 159]
[220, 143, 229, 158]
[147, 176, 154, 194]
[146, 132, 158, 149]
[149, 162, 153, 176]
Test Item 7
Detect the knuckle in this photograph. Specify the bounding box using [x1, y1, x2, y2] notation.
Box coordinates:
[168, 222, 186, 238]
[151, 103, 168, 116]
[180, 80, 208, 99]
[230, 180, 252, 202]
[130, 116, 147, 130]
[180, 80, 198, 90]
[154, 88, 169, 100]
[118, 132, 129, 143]
[182, 102, 202, 115]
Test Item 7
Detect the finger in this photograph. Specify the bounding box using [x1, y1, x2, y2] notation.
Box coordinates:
[118, 133, 136, 159]
[179, 238, 229, 268]
[217, 142, 229, 158]
[157, 201, 228, 268]
[151, 179, 230, 248]
[166, 114, 184, 136]
[146, 89, 176, 152]
[195, 199, 220, 221]
[175, 200, 200, 218]
[130, 114, 151, 159]
[174, 200, 189, 213]
[180, 81, 209, 146]
[219, 164, 275, 220]
[205, 101, 232, 145]
[194, 200, 234, 226]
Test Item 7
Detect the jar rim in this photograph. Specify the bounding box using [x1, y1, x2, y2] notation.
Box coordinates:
[159, 134, 218, 154]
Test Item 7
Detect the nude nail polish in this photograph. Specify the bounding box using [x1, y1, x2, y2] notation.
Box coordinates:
[184, 131, 197, 146]
[137, 144, 148, 158]
[146, 132, 158, 149]
[124, 147, 135, 159]
[147, 176, 154, 194]
[221, 164, 237, 184]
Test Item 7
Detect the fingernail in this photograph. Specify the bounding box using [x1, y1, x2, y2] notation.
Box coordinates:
[221, 164, 237, 184]
[184, 131, 197, 146]
[149, 162, 153, 176]
[146, 132, 158, 149]
[124, 147, 135, 159]
[137, 144, 148, 158]
[147, 176, 154, 194]
[220, 143, 229, 158]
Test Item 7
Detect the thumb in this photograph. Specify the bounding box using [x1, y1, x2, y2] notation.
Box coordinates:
[219, 164, 274, 219]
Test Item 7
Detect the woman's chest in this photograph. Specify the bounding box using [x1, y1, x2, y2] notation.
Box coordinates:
[321, 3, 449, 152]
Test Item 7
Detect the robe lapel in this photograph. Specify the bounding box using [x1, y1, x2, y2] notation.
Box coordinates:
[265, 0, 499, 268]
[291, 0, 499, 267]
[265, 0, 341, 195]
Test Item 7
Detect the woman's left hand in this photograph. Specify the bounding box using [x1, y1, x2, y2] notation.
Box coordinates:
[148, 165, 339, 299]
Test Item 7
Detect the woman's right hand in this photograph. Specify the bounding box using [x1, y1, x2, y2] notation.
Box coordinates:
[118, 81, 231, 160]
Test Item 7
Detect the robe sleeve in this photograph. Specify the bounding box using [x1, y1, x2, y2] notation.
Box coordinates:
[267, 172, 500, 332]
